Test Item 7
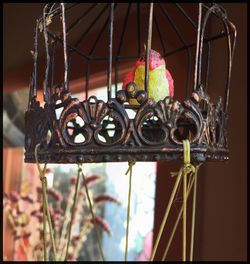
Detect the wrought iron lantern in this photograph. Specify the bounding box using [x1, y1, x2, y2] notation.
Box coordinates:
[23, 3, 237, 261]
[24, 3, 236, 164]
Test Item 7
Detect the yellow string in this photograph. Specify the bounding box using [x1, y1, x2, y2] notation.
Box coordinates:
[64, 164, 81, 261]
[42, 184, 47, 261]
[161, 164, 201, 261]
[35, 144, 57, 261]
[182, 139, 190, 262]
[79, 164, 105, 261]
[190, 163, 200, 261]
[150, 140, 195, 261]
[150, 164, 183, 261]
[124, 161, 135, 261]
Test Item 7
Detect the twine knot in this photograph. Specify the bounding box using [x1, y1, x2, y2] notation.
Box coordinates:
[125, 161, 136, 175]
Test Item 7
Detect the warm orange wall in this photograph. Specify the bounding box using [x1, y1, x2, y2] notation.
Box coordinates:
[3, 148, 23, 260]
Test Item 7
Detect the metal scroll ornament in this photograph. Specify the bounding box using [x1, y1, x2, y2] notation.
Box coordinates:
[25, 83, 229, 163]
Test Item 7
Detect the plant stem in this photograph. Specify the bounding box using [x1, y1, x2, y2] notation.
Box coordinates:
[79, 164, 105, 261]
[64, 165, 81, 261]
[124, 161, 134, 261]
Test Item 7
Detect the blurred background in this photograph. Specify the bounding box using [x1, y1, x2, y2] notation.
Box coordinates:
[3, 3, 247, 261]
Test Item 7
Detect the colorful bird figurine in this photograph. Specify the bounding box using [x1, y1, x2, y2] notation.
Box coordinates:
[122, 49, 174, 105]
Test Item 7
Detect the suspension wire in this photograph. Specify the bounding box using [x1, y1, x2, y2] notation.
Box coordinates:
[189, 164, 199, 261]
[182, 140, 190, 262]
[42, 184, 48, 261]
[35, 144, 57, 261]
[124, 161, 136, 261]
[107, 3, 114, 100]
[150, 160, 183, 261]
[161, 164, 202, 261]
[79, 164, 105, 261]
[150, 139, 196, 261]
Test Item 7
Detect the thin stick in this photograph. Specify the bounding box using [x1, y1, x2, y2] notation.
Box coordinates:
[145, 3, 154, 93]
[124, 162, 134, 261]
[183, 169, 187, 261]
[58, 181, 75, 259]
[42, 188, 48, 261]
[61, 3, 69, 92]
[193, 3, 202, 91]
[161, 165, 201, 261]
[190, 166, 198, 261]
[183, 139, 190, 261]
[107, 3, 114, 100]
[79, 164, 105, 261]
[64, 165, 81, 260]
[150, 165, 183, 261]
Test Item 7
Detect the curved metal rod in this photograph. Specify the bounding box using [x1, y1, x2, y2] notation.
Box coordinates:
[88, 30, 232, 62]
[61, 3, 69, 93]
[47, 30, 90, 60]
[159, 3, 187, 46]
[158, 3, 193, 96]
[28, 18, 39, 109]
[197, 4, 237, 114]
[205, 41, 211, 91]
[49, 40, 57, 103]
[145, 3, 154, 93]
[85, 61, 90, 100]
[197, 4, 223, 87]
[193, 3, 202, 91]
[75, 4, 109, 48]
[107, 3, 114, 100]
[116, 3, 131, 56]
[186, 48, 193, 97]
[42, 3, 78, 19]
[89, 4, 118, 56]
[175, 3, 197, 29]
[43, 4, 51, 104]
[137, 3, 141, 56]
[153, 12, 166, 55]
[224, 20, 237, 113]
[66, 3, 98, 34]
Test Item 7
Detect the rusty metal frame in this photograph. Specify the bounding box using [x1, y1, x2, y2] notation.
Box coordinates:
[24, 3, 236, 164]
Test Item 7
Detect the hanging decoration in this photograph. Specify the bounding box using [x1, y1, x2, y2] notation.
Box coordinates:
[23, 2, 236, 261]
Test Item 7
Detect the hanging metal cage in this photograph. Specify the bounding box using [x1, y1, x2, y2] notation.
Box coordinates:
[24, 3, 236, 164]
